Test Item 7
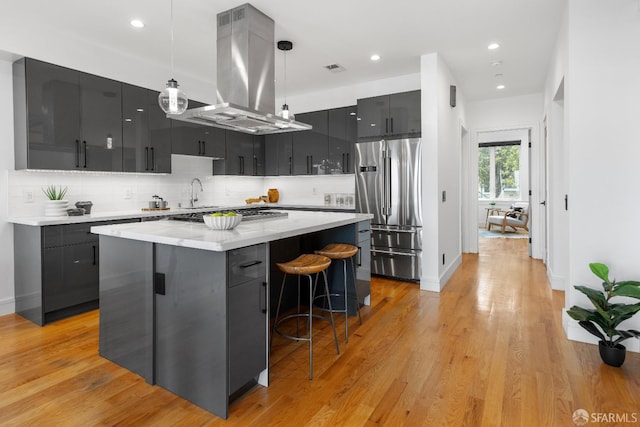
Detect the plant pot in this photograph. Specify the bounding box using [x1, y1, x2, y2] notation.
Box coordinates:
[44, 199, 69, 217]
[599, 341, 626, 367]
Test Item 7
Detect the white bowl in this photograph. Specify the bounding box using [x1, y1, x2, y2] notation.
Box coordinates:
[203, 214, 242, 230]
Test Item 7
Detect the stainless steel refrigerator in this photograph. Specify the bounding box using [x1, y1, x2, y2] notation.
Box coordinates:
[355, 138, 422, 282]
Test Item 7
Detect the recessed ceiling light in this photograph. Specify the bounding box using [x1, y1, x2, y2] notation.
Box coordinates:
[130, 19, 145, 28]
[488, 43, 500, 50]
[370, 54, 381, 61]
[496, 84, 505, 90]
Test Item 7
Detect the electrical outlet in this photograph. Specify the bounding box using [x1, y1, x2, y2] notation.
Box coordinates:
[23, 190, 34, 203]
[124, 188, 132, 199]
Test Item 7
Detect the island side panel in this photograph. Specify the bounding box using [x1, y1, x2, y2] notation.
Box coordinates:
[99, 235, 154, 383]
[154, 244, 228, 419]
[14, 224, 44, 325]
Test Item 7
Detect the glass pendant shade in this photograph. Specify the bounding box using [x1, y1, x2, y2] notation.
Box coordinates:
[279, 103, 294, 120]
[158, 79, 188, 115]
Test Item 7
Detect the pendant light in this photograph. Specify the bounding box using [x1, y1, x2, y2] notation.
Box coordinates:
[277, 40, 294, 120]
[158, 0, 188, 115]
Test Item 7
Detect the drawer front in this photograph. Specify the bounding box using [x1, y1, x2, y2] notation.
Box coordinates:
[357, 220, 371, 242]
[370, 226, 421, 250]
[371, 247, 421, 282]
[44, 223, 96, 247]
[228, 244, 267, 288]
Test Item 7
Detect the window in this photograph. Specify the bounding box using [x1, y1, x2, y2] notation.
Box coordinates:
[478, 141, 521, 200]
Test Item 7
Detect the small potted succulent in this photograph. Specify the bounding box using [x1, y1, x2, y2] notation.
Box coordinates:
[42, 185, 69, 216]
[567, 262, 640, 367]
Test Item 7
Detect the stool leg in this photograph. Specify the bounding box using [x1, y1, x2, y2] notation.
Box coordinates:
[296, 274, 302, 337]
[341, 259, 349, 342]
[306, 273, 314, 380]
[322, 269, 340, 355]
[270, 273, 288, 351]
[350, 256, 362, 325]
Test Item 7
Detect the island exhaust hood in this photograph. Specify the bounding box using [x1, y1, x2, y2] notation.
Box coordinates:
[170, 3, 311, 135]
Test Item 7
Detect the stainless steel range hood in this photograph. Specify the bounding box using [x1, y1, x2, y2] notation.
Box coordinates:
[170, 3, 311, 135]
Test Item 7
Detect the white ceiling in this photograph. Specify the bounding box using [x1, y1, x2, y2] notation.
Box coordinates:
[4, 0, 566, 102]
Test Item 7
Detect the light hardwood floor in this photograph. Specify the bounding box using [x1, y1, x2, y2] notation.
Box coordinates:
[1, 238, 639, 426]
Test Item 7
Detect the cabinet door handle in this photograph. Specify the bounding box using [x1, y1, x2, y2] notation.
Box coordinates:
[145, 147, 149, 170]
[342, 153, 345, 172]
[75, 140, 80, 168]
[346, 152, 350, 173]
[357, 246, 362, 267]
[83, 141, 87, 168]
[239, 260, 263, 269]
[150, 147, 155, 171]
[261, 281, 267, 314]
[385, 118, 389, 134]
[288, 156, 292, 175]
[253, 156, 258, 175]
[201, 140, 206, 156]
[92, 245, 97, 265]
[390, 117, 394, 134]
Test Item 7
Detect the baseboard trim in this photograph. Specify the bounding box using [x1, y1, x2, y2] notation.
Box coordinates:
[0, 296, 15, 316]
[419, 253, 462, 292]
[546, 266, 567, 291]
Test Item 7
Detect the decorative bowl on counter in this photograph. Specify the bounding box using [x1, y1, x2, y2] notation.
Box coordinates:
[203, 214, 242, 230]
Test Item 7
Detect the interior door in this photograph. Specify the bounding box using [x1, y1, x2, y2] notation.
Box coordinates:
[355, 140, 385, 224]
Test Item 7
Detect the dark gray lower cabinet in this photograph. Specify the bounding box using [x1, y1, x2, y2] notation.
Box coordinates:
[98, 238, 268, 420]
[228, 245, 267, 396]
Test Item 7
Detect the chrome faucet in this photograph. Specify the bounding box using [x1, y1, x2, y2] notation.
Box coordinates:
[190, 178, 203, 208]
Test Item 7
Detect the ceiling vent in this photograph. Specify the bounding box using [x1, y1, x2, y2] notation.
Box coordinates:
[325, 63, 346, 73]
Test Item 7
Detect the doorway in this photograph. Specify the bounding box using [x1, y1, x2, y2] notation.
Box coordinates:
[462, 124, 542, 257]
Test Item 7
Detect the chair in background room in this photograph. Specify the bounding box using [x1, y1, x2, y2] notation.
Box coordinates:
[487, 202, 529, 234]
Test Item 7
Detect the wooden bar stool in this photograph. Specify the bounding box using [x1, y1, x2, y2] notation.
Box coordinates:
[314, 243, 362, 343]
[271, 254, 340, 380]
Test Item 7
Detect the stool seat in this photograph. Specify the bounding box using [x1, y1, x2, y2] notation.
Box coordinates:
[276, 254, 331, 275]
[315, 243, 358, 259]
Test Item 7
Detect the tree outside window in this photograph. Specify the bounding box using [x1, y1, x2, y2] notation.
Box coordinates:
[478, 141, 521, 200]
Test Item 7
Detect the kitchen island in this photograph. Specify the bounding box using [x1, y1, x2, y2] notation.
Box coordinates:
[91, 210, 371, 419]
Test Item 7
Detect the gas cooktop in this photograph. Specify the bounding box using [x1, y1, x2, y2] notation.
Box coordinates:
[170, 209, 288, 223]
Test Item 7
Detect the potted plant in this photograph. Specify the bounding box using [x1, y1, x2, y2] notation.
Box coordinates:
[42, 185, 68, 200]
[42, 185, 69, 217]
[567, 262, 640, 367]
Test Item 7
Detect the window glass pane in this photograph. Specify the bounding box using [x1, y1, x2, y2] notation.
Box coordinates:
[478, 147, 490, 199]
[495, 145, 520, 199]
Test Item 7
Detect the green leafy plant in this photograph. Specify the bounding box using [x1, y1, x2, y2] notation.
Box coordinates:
[567, 262, 640, 347]
[42, 185, 68, 200]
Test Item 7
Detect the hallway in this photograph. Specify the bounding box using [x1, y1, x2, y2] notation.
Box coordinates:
[0, 238, 638, 425]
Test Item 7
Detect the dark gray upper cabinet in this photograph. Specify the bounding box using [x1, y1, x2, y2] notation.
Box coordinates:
[122, 84, 172, 173]
[357, 90, 421, 141]
[223, 131, 264, 176]
[171, 100, 226, 158]
[328, 105, 357, 174]
[264, 133, 293, 176]
[14, 58, 123, 171]
[292, 110, 329, 175]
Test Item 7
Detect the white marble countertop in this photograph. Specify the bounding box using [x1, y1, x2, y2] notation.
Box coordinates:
[90, 211, 372, 252]
[6, 203, 354, 226]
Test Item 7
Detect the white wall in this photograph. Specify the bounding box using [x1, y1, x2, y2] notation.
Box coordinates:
[561, 0, 640, 352]
[0, 60, 15, 315]
[419, 53, 466, 291]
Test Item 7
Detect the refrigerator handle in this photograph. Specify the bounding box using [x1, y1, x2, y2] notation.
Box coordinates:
[385, 155, 392, 216]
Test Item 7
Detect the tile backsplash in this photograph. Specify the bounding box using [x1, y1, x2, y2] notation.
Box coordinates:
[6, 154, 355, 216]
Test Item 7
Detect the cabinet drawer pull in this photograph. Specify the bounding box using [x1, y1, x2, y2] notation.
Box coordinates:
[92, 245, 96, 265]
[239, 260, 262, 269]
[261, 281, 267, 313]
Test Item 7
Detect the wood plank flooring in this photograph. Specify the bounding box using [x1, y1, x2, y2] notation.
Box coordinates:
[1, 237, 639, 426]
